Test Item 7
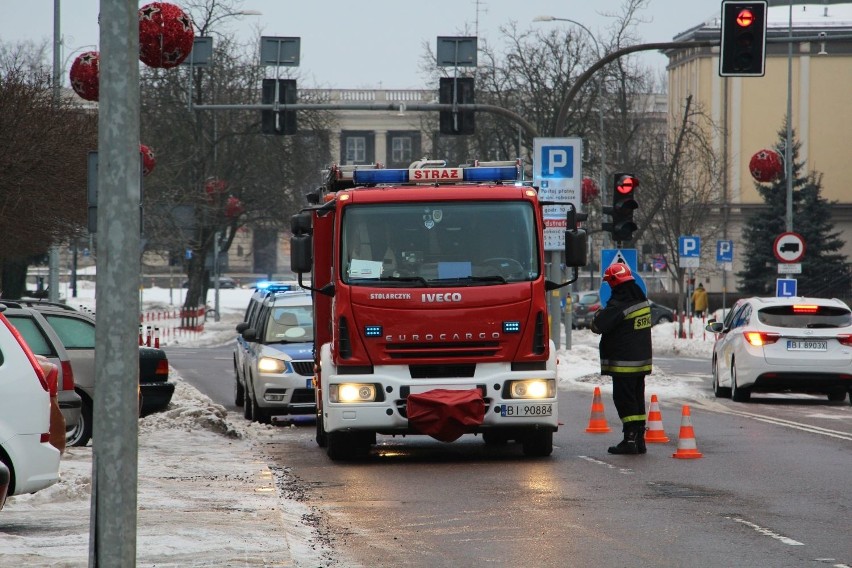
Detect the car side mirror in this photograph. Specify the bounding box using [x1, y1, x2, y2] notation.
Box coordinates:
[236, 322, 249, 333]
[241, 328, 258, 342]
[705, 322, 724, 333]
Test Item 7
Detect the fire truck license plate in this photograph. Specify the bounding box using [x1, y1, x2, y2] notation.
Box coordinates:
[500, 404, 552, 417]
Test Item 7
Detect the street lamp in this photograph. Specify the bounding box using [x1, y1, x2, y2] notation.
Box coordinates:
[533, 15, 607, 206]
[533, 15, 607, 349]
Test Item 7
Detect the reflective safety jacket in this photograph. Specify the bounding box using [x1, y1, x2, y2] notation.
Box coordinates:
[591, 293, 653, 378]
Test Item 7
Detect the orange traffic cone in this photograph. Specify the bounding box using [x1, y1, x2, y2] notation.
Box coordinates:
[585, 386, 611, 433]
[645, 394, 670, 443]
[672, 405, 703, 459]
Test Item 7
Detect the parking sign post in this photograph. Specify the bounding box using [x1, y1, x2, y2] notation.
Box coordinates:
[534, 137, 582, 350]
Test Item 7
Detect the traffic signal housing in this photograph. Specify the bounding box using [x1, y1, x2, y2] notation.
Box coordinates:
[261, 78, 297, 135]
[603, 173, 639, 243]
[720, 1, 768, 77]
[439, 77, 475, 135]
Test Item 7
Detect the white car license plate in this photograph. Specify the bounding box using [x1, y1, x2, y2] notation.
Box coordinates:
[500, 403, 552, 417]
[786, 340, 827, 351]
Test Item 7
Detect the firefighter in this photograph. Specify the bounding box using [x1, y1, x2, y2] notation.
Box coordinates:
[590, 263, 653, 455]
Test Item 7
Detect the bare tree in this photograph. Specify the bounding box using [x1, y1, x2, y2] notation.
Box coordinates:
[139, 0, 335, 309]
[635, 94, 723, 320]
[0, 45, 97, 297]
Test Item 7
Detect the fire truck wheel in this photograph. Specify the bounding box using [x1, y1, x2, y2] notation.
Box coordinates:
[327, 431, 372, 461]
[315, 410, 328, 448]
[521, 429, 553, 457]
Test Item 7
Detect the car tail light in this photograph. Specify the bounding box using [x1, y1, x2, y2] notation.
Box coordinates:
[40, 433, 51, 443]
[792, 304, 819, 313]
[155, 359, 170, 378]
[744, 331, 780, 346]
[589, 303, 600, 312]
[60, 360, 75, 391]
[837, 334, 852, 346]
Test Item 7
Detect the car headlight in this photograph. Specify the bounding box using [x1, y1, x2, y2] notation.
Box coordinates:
[258, 357, 286, 374]
[329, 383, 377, 403]
[508, 379, 555, 399]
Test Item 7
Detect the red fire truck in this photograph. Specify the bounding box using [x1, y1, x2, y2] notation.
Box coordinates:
[290, 159, 586, 460]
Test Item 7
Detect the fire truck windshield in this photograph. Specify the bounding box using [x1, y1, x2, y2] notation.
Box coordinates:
[341, 201, 539, 286]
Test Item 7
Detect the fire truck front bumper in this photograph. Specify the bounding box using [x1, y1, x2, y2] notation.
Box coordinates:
[322, 370, 558, 435]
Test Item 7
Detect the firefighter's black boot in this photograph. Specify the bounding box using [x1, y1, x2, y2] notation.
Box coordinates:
[637, 424, 647, 454]
[608, 428, 639, 455]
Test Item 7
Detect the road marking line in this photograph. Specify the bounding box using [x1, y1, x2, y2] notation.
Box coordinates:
[685, 400, 852, 442]
[728, 517, 803, 546]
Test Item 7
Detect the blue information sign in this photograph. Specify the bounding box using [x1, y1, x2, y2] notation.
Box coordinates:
[600, 249, 646, 306]
[776, 278, 797, 297]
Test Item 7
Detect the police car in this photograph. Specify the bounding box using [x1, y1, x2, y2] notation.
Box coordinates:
[233, 282, 315, 423]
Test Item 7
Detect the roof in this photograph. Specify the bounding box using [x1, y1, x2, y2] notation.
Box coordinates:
[673, 2, 852, 41]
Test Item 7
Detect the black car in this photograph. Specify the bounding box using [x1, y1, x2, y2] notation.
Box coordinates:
[649, 301, 675, 325]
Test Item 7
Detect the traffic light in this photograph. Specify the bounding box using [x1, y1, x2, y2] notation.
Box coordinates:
[439, 77, 475, 135]
[261, 78, 297, 135]
[602, 173, 639, 243]
[720, 1, 768, 77]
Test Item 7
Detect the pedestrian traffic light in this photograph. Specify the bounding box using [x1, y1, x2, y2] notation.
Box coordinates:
[439, 77, 475, 135]
[261, 78, 297, 135]
[602, 173, 639, 243]
[719, 1, 768, 77]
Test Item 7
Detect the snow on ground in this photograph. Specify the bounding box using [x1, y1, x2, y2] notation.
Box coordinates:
[0, 281, 716, 565]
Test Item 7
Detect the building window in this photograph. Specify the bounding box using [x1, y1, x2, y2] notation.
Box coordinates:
[340, 131, 375, 165]
[385, 131, 421, 168]
[346, 137, 366, 163]
[392, 136, 412, 164]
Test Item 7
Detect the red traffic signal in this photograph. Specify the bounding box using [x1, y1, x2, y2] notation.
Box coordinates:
[720, 0, 767, 77]
[616, 175, 637, 195]
[736, 9, 755, 27]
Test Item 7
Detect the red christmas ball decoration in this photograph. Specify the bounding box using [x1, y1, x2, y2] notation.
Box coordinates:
[204, 178, 228, 201]
[749, 148, 783, 183]
[140, 144, 156, 176]
[581, 177, 599, 204]
[224, 196, 244, 219]
[138, 2, 195, 69]
[69, 51, 100, 101]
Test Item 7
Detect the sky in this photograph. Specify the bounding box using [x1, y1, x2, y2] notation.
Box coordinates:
[0, 0, 722, 89]
[0, 282, 717, 564]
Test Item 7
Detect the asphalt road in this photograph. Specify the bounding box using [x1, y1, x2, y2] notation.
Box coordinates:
[166, 343, 852, 568]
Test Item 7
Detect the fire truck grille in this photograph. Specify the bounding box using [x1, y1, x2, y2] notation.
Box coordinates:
[291, 361, 314, 376]
[385, 341, 499, 359]
[409, 364, 476, 378]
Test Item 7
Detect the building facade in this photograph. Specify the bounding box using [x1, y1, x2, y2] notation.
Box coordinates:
[666, 4, 852, 293]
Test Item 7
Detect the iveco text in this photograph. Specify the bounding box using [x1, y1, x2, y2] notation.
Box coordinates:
[421, 293, 462, 302]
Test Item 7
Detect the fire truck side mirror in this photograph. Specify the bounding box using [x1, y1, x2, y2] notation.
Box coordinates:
[564, 229, 587, 267]
[290, 234, 313, 274]
[290, 212, 314, 274]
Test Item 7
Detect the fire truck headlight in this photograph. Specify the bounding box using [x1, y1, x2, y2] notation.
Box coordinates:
[258, 357, 287, 374]
[509, 379, 554, 399]
[330, 383, 377, 403]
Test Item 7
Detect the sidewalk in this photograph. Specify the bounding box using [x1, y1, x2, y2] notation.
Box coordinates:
[0, 380, 334, 568]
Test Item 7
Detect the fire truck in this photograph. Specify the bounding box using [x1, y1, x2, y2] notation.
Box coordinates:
[290, 159, 586, 460]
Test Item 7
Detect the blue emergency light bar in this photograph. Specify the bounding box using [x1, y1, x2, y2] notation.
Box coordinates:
[352, 164, 520, 185]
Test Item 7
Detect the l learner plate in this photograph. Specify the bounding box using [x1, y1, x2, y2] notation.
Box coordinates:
[500, 403, 552, 417]
[786, 340, 827, 351]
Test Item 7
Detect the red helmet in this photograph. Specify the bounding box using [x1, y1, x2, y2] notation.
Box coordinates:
[603, 263, 634, 287]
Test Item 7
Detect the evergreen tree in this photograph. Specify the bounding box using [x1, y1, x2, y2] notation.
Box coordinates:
[738, 128, 851, 297]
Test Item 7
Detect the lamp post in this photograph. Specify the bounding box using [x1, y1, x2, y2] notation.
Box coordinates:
[533, 15, 606, 349]
[533, 15, 607, 229]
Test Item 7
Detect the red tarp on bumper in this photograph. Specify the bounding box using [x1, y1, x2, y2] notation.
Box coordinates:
[407, 388, 485, 442]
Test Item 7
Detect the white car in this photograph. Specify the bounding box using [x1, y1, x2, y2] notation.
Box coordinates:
[0, 306, 61, 499]
[236, 288, 315, 423]
[707, 296, 852, 402]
